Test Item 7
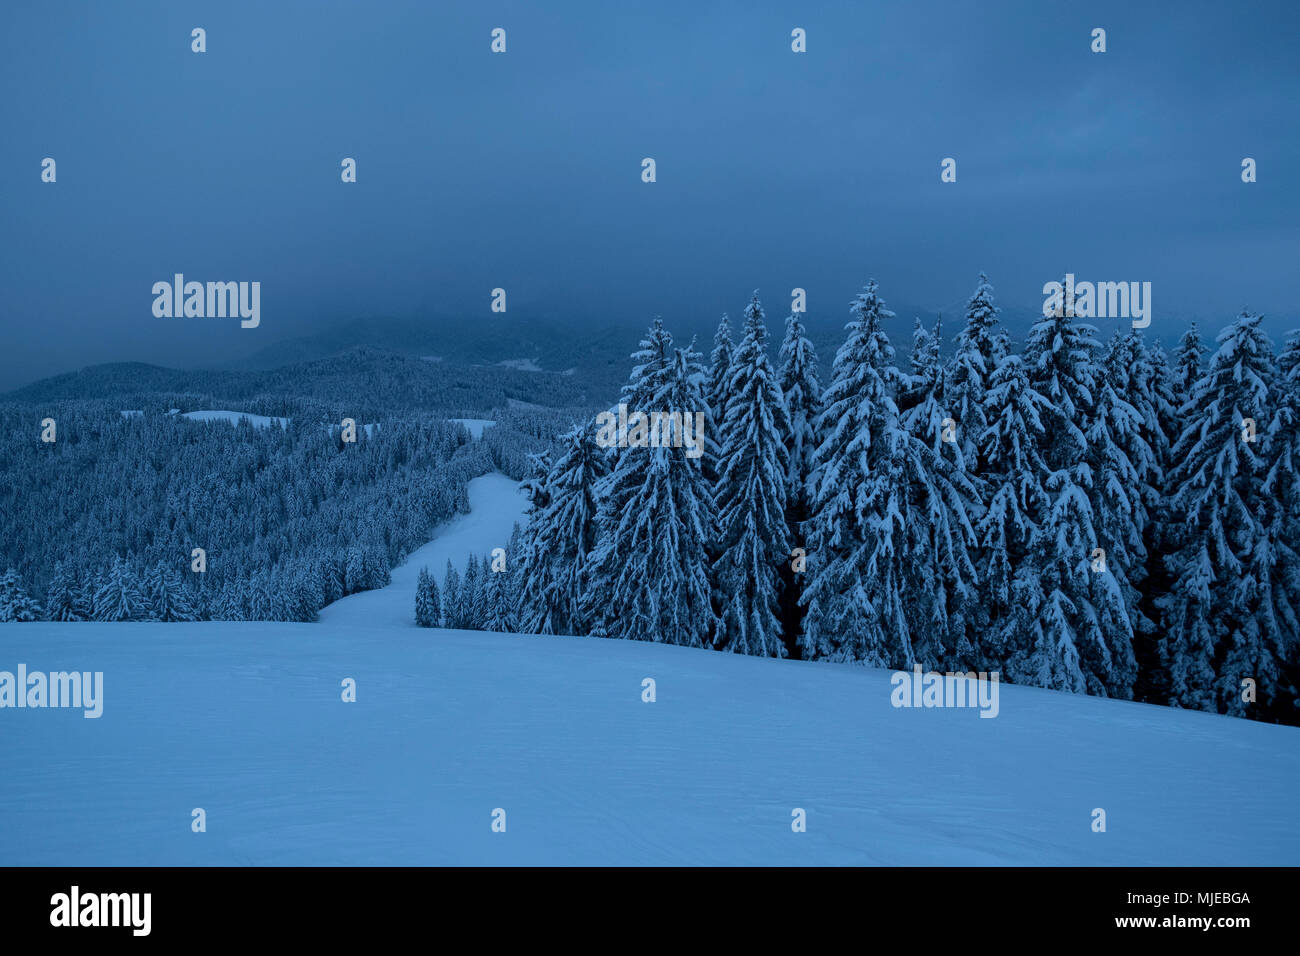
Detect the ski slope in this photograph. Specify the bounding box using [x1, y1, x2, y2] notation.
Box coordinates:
[1, 474, 1298, 866]
[318, 472, 527, 629]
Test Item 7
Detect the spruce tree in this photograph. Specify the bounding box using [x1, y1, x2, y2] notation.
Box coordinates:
[1257, 330, 1300, 719]
[777, 310, 822, 654]
[1015, 288, 1131, 695]
[0, 568, 42, 622]
[802, 280, 974, 669]
[93, 557, 147, 622]
[901, 314, 979, 669]
[1163, 312, 1282, 714]
[44, 561, 85, 622]
[515, 451, 559, 633]
[802, 281, 903, 663]
[483, 566, 518, 633]
[442, 560, 462, 628]
[460, 554, 481, 629]
[1172, 323, 1206, 407]
[713, 293, 791, 656]
[975, 352, 1052, 672]
[945, 273, 1003, 470]
[705, 315, 734, 486]
[518, 422, 609, 635]
[1109, 332, 1172, 701]
[148, 561, 198, 622]
[415, 566, 439, 627]
[586, 344, 716, 646]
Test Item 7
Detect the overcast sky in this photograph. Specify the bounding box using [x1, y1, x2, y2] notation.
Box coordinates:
[1, 0, 1297, 389]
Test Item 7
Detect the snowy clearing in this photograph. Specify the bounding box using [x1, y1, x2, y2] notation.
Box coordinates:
[498, 358, 543, 372]
[448, 418, 496, 439]
[180, 410, 289, 429]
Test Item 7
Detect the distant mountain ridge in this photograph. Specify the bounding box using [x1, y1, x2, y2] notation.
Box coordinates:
[1, 347, 601, 418]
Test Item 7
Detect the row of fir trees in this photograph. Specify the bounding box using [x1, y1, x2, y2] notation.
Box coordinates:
[473, 275, 1298, 725]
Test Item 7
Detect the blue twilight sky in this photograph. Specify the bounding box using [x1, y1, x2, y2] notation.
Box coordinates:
[1, 0, 1297, 389]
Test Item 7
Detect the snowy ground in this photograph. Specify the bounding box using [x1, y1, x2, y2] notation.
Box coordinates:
[1, 473, 1297, 866]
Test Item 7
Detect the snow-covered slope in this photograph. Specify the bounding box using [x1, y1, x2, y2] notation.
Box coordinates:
[2, 472, 1297, 867]
[317, 473, 527, 629]
[1, 621, 1297, 866]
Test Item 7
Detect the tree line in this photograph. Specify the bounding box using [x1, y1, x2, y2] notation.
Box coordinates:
[504, 276, 1299, 725]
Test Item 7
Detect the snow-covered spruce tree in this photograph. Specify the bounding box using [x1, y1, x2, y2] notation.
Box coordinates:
[289, 566, 321, 623]
[1068, 336, 1152, 699]
[458, 554, 482, 629]
[365, 546, 391, 590]
[1255, 329, 1300, 721]
[517, 421, 609, 635]
[343, 546, 367, 595]
[315, 560, 340, 607]
[483, 564, 518, 633]
[44, 560, 86, 622]
[1162, 312, 1288, 715]
[216, 574, 247, 622]
[801, 281, 976, 669]
[441, 560, 462, 628]
[901, 316, 941, 424]
[1146, 340, 1182, 458]
[1172, 323, 1206, 409]
[147, 561, 198, 622]
[247, 570, 275, 621]
[1109, 332, 1175, 702]
[901, 314, 981, 669]
[974, 352, 1053, 673]
[514, 450, 561, 634]
[0, 568, 42, 622]
[583, 320, 684, 638]
[705, 315, 734, 486]
[713, 293, 791, 656]
[778, 311, 822, 510]
[93, 557, 148, 623]
[475, 555, 492, 625]
[777, 310, 822, 653]
[1016, 290, 1133, 696]
[623, 317, 678, 412]
[586, 344, 716, 647]
[945, 272, 1003, 470]
[801, 281, 904, 664]
[415, 566, 439, 627]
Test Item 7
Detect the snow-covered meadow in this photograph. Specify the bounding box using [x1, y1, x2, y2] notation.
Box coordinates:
[3, 620, 1296, 866]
